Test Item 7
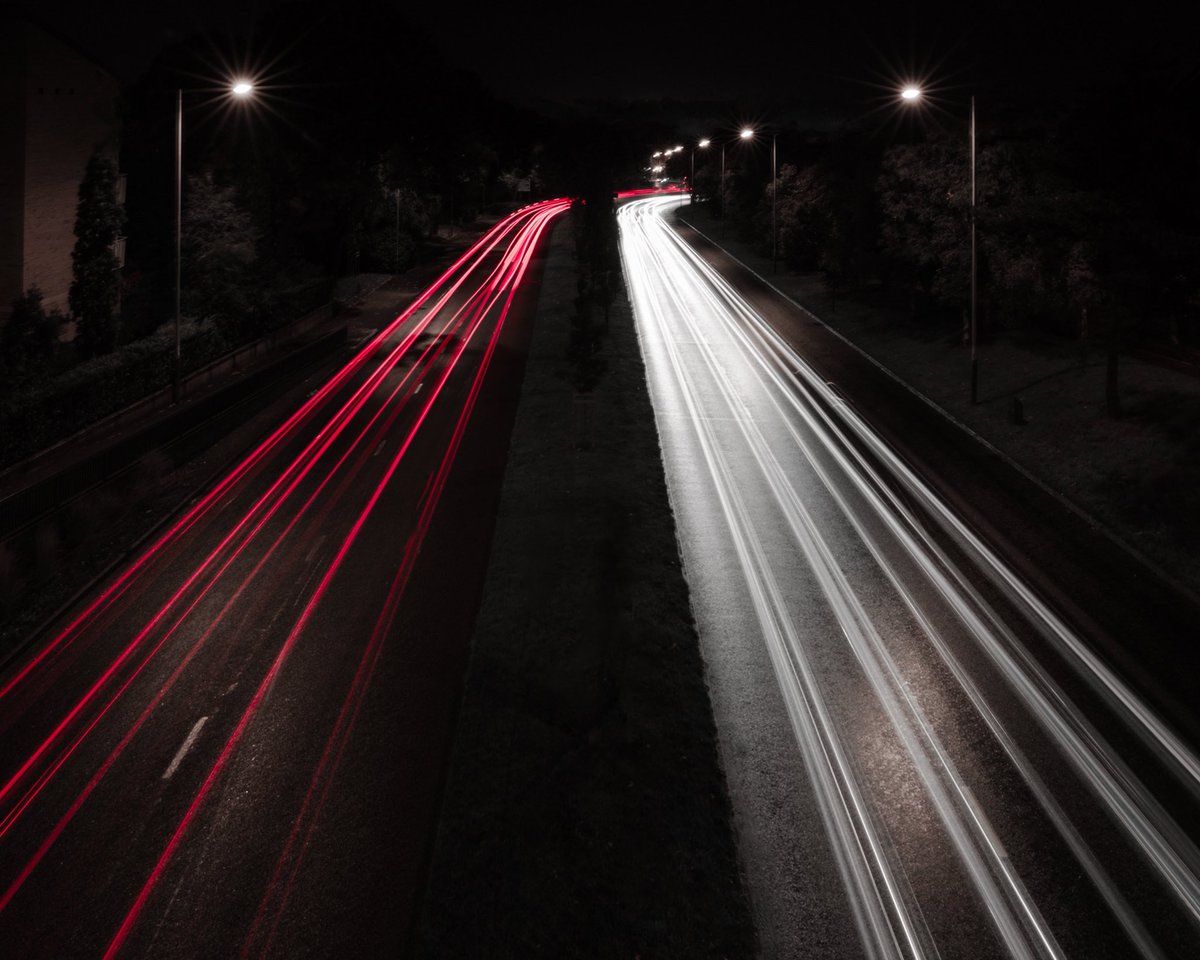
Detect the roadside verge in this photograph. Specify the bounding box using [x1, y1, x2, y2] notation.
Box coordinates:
[415, 221, 757, 957]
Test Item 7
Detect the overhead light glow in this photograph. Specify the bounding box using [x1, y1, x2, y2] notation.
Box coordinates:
[740, 127, 754, 139]
[698, 138, 711, 148]
[901, 86, 921, 101]
[231, 80, 254, 97]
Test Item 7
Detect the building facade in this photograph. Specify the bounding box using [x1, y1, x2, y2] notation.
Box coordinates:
[0, 15, 120, 321]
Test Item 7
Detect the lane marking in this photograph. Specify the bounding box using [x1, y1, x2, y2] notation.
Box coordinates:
[162, 717, 209, 781]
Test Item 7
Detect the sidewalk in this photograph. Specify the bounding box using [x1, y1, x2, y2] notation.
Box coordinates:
[676, 205, 1200, 599]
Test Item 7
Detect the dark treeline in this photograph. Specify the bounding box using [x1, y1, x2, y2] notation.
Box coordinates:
[116, 0, 551, 345]
[692, 72, 1200, 361]
[1, 0, 674, 462]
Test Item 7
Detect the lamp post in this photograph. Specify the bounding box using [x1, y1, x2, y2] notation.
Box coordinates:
[901, 86, 978, 404]
[771, 131, 777, 272]
[174, 79, 256, 404]
[718, 127, 754, 236]
[173, 88, 182, 404]
[691, 138, 710, 204]
[740, 127, 778, 272]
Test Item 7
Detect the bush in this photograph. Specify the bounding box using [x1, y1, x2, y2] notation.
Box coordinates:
[0, 320, 227, 467]
[70, 151, 124, 357]
[2, 287, 63, 373]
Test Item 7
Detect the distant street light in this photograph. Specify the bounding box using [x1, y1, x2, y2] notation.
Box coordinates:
[174, 79, 258, 404]
[900, 86, 979, 404]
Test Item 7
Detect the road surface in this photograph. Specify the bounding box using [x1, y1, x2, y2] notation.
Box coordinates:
[619, 194, 1200, 960]
[0, 199, 568, 958]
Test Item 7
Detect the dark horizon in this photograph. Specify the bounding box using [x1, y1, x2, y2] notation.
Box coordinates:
[11, 0, 1200, 113]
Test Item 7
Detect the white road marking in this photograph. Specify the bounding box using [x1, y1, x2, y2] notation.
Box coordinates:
[162, 716, 209, 781]
[306, 533, 327, 561]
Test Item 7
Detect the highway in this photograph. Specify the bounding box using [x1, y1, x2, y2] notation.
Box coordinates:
[0, 198, 568, 958]
[619, 194, 1200, 960]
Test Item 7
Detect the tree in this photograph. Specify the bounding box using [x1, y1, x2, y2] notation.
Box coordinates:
[768, 163, 830, 271]
[877, 139, 972, 317]
[69, 150, 124, 357]
[183, 173, 258, 337]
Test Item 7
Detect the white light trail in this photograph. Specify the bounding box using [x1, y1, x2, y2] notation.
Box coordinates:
[618, 195, 1200, 958]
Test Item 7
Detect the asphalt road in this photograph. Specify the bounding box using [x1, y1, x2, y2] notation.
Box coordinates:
[0, 199, 568, 959]
[619, 195, 1200, 960]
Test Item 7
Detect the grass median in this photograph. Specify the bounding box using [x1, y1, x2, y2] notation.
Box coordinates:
[415, 221, 757, 958]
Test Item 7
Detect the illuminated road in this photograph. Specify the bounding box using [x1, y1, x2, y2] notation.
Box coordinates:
[620, 195, 1200, 960]
[0, 199, 567, 958]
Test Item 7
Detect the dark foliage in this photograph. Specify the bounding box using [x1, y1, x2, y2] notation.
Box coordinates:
[182, 172, 259, 339]
[2, 287, 63, 375]
[69, 151, 125, 357]
[0, 321, 227, 467]
[742, 91, 1200, 359]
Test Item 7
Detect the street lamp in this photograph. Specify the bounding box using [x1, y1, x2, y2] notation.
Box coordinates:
[719, 128, 755, 223]
[691, 138, 710, 204]
[901, 85, 979, 404]
[740, 127, 779, 272]
[174, 78, 256, 404]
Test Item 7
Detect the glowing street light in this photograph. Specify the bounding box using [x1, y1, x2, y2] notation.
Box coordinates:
[716, 128, 757, 229]
[173, 78, 258, 403]
[736, 127, 779, 272]
[900, 85, 979, 404]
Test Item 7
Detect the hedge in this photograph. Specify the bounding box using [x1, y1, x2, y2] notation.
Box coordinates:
[0, 320, 228, 468]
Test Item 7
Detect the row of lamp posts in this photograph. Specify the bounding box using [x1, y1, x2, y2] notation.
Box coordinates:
[656, 86, 979, 404]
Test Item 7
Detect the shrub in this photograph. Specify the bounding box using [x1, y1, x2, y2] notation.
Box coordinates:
[2, 287, 63, 373]
[0, 320, 227, 467]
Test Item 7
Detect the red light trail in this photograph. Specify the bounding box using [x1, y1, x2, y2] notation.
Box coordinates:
[0, 198, 569, 955]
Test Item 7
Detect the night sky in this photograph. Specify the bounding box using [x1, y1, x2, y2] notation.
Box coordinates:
[14, 0, 1200, 110]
